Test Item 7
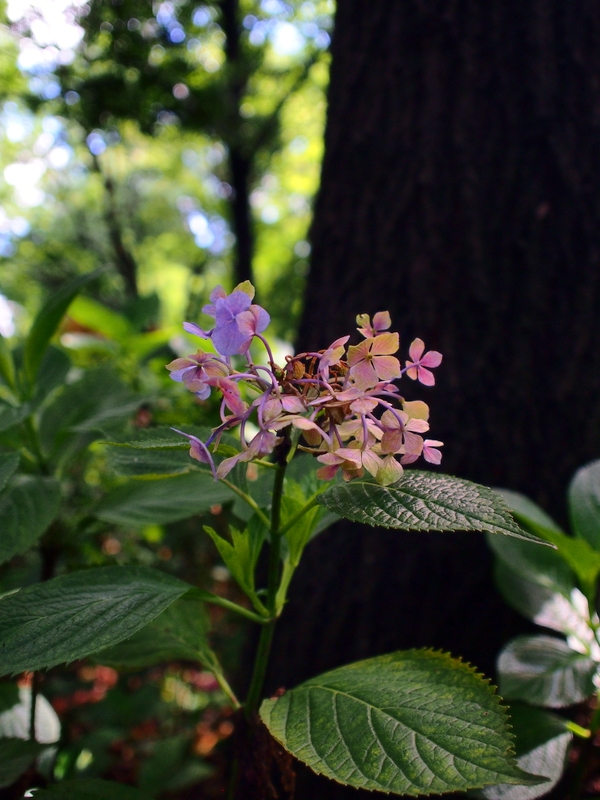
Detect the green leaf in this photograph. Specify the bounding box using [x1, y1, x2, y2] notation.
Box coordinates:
[39, 366, 141, 457]
[0, 566, 191, 674]
[569, 460, 600, 551]
[0, 332, 16, 390]
[30, 346, 71, 408]
[260, 649, 544, 795]
[103, 427, 204, 477]
[0, 738, 44, 788]
[318, 472, 548, 542]
[0, 476, 61, 565]
[138, 734, 213, 796]
[204, 519, 267, 612]
[68, 295, 133, 342]
[92, 594, 219, 672]
[31, 779, 146, 799]
[0, 683, 19, 713]
[23, 271, 98, 385]
[95, 472, 234, 527]
[498, 489, 600, 594]
[476, 705, 571, 800]
[498, 635, 597, 708]
[0, 452, 19, 493]
[0, 403, 29, 433]
[486, 532, 575, 600]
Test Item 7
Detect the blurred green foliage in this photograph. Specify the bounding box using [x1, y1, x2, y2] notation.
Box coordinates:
[0, 0, 331, 341]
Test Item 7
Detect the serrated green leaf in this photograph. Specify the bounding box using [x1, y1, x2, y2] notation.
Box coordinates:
[260, 650, 544, 796]
[318, 473, 547, 542]
[0, 453, 19, 493]
[569, 460, 600, 551]
[92, 594, 219, 672]
[0, 403, 29, 433]
[497, 489, 600, 594]
[95, 472, 234, 527]
[476, 705, 571, 800]
[23, 271, 98, 385]
[0, 737, 45, 788]
[106, 446, 194, 476]
[31, 779, 146, 799]
[0, 476, 61, 565]
[101, 425, 214, 479]
[498, 635, 597, 708]
[0, 567, 191, 674]
[204, 521, 266, 612]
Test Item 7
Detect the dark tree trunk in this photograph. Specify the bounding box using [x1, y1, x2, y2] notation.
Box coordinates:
[268, 1, 600, 796]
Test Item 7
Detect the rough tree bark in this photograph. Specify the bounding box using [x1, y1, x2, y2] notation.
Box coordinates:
[267, 1, 600, 797]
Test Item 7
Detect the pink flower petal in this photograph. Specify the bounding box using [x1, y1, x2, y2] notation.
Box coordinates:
[350, 359, 379, 390]
[405, 363, 419, 381]
[370, 332, 399, 356]
[362, 449, 383, 477]
[417, 366, 436, 387]
[281, 395, 306, 413]
[408, 338, 425, 362]
[349, 396, 378, 414]
[347, 339, 371, 367]
[372, 311, 391, 332]
[421, 350, 442, 368]
[316, 464, 339, 481]
[373, 355, 401, 382]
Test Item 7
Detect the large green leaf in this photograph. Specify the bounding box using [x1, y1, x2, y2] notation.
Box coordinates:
[498, 488, 600, 594]
[477, 705, 571, 800]
[0, 567, 191, 674]
[32, 779, 146, 799]
[317, 472, 547, 542]
[23, 271, 98, 384]
[0, 403, 29, 433]
[0, 683, 19, 713]
[0, 452, 19, 493]
[39, 366, 142, 457]
[93, 594, 219, 672]
[30, 346, 71, 408]
[498, 635, 597, 708]
[260, 650, 543, 796]
[95, 472, 234, 527]
[0, 738, 44, 788]
[0, 476, 61, 565]
[569, 460, 600, 551]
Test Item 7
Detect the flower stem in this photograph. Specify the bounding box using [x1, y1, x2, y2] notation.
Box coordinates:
[243, 439, 288, 718]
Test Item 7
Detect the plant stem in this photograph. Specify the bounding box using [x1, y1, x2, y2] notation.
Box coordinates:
[214, 670, 241, 710]
[218, 477, 271, 529]
[243, 444, 288, 718]
[29, 672, 38, 741]
[278, 495, 319, 537]
[194, 589, 269, 623]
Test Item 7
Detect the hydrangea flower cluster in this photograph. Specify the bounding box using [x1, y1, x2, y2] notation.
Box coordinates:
[167, 282, 443, 486]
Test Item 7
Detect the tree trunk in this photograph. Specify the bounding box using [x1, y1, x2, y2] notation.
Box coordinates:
[268, 1, 600, 796]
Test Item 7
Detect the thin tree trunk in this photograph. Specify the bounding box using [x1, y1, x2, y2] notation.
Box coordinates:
[269, 2, 600, 796]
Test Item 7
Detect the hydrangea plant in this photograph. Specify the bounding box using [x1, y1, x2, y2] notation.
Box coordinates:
[0, 280, 552, 798]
